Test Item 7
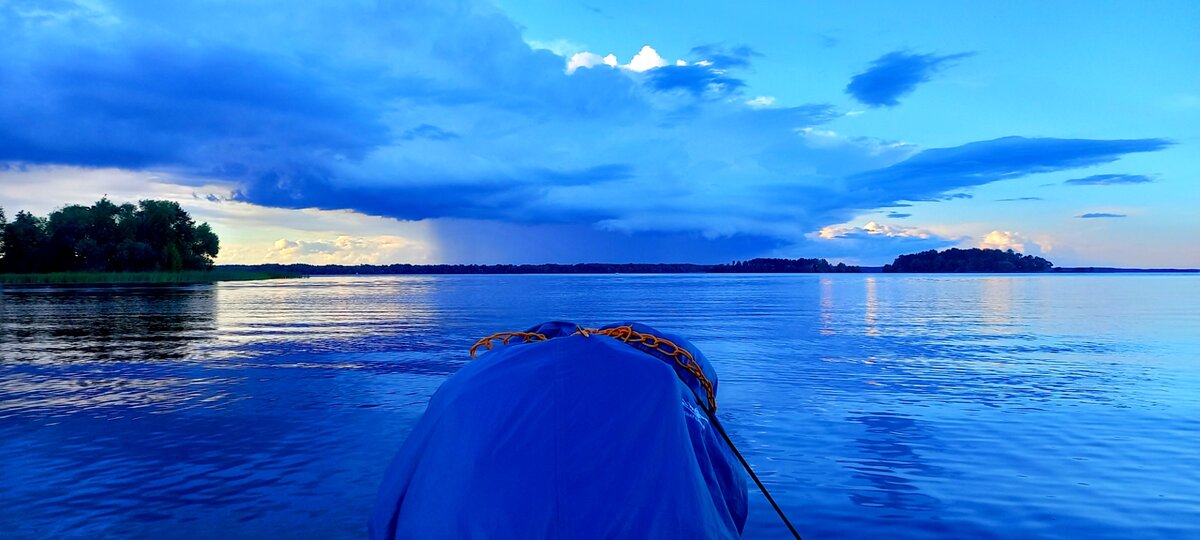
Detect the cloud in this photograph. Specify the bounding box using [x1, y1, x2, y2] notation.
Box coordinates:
[910, 192, 973, 202]
[627, 45, 670, 72]
[565, 44, 757, 98]
[0, 1, 1176, 264]
[566, 52, 614, 73]
[979, 230, 1027, 252]
[1064, 174, 1154, 185]
[746, 96, 777, 108]
[819, 221, 934, 240]
[567, 45, 669, 73]
[263, 235, 427, 265]
[845, 136, 1172, 206]
[807, 221, 960, 263]
[644, 63, 747, 96]
[1077, 212, 1127, 218]
[978, 230, 1052, 255]
[846, 51, 974, 107]
[687, 44, 760, 69]
[886, 212, 912, 218]
[527, 38, 586, 58]
[429, 219, 783, 264]
[996, 197, 1043, 202]
[399, 124, 459, 141]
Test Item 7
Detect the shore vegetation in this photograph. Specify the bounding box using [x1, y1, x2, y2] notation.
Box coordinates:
[0, 270, 292, 285]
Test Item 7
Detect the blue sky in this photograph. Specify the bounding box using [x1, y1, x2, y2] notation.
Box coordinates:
[0, 0, 1196, 266]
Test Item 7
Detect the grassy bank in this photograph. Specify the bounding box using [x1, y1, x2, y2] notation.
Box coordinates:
[0, 270, 299, 285]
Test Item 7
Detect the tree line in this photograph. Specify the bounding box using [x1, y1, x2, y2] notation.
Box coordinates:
[221, 257, 861, 275]
[0, 199, 219, 273]
[708, 257, 858, 273]
[882, 248, 1053, 273]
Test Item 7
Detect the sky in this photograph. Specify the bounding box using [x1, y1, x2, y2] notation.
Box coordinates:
[0, 0, 1197, 267]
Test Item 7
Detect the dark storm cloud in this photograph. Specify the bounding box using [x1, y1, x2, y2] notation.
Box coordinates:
[0, 1, 1176, 263]
[845, 51, 974, 107]
[1064, 174, 1154, 185]
[688, 44, 761, 69]
[846, 136, 1172, 206]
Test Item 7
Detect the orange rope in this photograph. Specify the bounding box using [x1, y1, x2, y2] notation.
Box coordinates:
[468, 331, 548, 358]
[467, 325, 717, 412]
[582, 326, 717, 413]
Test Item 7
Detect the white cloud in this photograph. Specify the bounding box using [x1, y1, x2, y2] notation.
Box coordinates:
[746, 96, 776, 108]
[818, 221, 934, 240]
[795, 220, 960, 264]
[564, 45, 675, 73]
[627, 45, 668, 72]
[976, 229, 1053, 255]
[566, 52, 607, 74]
[261, 235, 427, 265]
[979, 230, 1025, 251]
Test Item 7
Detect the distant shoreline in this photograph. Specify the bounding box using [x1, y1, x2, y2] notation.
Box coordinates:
[217, 263, 1198, 276]
[2, 267, 1193, 285]
[0, 270, 297, 285]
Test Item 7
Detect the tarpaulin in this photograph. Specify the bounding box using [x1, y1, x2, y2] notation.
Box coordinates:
[370, 321, 747, 539]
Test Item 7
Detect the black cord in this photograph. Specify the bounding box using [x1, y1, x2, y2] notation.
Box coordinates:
[706, 407, 803, 540]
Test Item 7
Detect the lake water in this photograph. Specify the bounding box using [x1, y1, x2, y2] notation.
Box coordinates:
[1, 274, 1198, 539]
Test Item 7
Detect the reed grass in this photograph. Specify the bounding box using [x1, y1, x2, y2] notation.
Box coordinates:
[0, 270, 298, 285]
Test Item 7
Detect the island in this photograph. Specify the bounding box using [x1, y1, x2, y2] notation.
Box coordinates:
[882, 248, 1054, 273]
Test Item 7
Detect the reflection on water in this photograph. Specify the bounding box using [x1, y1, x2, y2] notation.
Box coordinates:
[863, 277, 879, 336]
[819, 277, 835, 336]
[980, 277, 1014, 330]
[2, 274, 1199, 539]
[843, 411, 942, 514]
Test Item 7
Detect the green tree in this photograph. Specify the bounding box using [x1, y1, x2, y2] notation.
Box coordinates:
[46, 204, 94, 271]
[0, 207, 6, 272]
[2, 211, 50, 273]
[0, 198, 220, 273]
[191, 223, 220, 269]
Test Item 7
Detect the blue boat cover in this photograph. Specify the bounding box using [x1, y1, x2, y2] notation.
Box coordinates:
[370, 321, 748, 539]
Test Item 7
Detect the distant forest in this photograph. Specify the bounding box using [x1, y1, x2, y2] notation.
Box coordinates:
[0, 201, 1067, 276]
[222, 257, 862, 275]
[0, 199, 219, 273]
[883, 248, 1053, 273]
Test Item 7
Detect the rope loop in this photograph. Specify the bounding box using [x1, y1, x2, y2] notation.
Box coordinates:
[468, 331, 548, 358]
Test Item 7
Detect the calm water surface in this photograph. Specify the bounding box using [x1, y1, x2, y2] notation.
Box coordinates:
[1, 274, 1198, 539]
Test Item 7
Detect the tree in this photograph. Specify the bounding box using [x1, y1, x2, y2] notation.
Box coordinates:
[46, 205, 93, 271]
[191, 223, 220, 269]
[1, 211, 51, 273]
[0, 198, 220, 273]
[0, 207, 6, 272]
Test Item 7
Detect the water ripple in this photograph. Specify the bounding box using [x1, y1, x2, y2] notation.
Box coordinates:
[2, 274, 1198, 539]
